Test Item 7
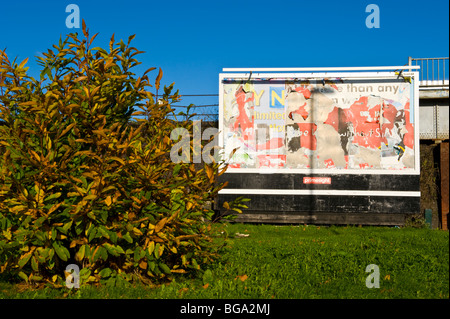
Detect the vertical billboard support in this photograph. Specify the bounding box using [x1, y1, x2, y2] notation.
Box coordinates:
[217, 67, 421, 225]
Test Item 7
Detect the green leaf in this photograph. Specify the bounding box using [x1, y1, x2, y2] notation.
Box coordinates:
[88, 226, 97, 242]
[18, 252, 33, 268]
[159, 262, 171, 275]
[79, 268, 91, 282]
[109, 231, 118, 244]
[92, 246, 102, 263]
[51, 228, 57, 241]
[115, 245, 125, 254]
[123, 232, 133, 244]
[31, 256, 39, 272]
[99, 246, 108, 261]
[18, 271, 28, 282]
[98, 268, 112, 278]
[134, 246, 145, 262]
[103, 243, 119, 257]
[76, 245, 86, 261]
[61, 220, 73, 234]
[98, 225, 110, 239]
[191, 258, 199, 270]
[44, 192, 62, 202]
[173, 164, 181, 176]
[52, 241, 69, 261]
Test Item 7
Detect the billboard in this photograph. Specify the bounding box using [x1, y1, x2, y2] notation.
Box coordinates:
[219, 72, 419, 174]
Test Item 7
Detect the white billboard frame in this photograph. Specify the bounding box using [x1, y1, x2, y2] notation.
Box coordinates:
[218, 68, 420, 175]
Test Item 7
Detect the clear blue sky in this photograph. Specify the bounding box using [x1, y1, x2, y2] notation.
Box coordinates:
[1, 0, 448, 107]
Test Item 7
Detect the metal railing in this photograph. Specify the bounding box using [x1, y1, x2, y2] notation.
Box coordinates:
[408, 57, 449, 86]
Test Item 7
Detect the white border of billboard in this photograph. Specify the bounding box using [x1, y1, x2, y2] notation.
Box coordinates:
[218, 69, 420, 175]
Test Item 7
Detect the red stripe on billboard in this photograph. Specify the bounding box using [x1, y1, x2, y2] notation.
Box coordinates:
[303, 177, 331, 184]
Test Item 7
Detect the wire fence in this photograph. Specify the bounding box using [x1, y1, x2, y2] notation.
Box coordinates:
[168, 104, 219, 122]
[168, 93, 219, 122]
[130, 94, 219, 122]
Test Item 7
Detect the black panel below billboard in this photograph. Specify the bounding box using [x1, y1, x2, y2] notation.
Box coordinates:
[217, 193, 420, 213]
[218, 173, 420, 192]
[233, 212, 408, 226]
[216, 193, 420, 225]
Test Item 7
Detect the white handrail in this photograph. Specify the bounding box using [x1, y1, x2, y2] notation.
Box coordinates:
[223, 66, 420, 72]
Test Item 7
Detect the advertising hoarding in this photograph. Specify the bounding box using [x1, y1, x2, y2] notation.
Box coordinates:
[217, 69, 421, 225]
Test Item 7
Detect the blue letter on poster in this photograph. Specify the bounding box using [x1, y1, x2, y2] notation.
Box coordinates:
[270, 87, 285, 108]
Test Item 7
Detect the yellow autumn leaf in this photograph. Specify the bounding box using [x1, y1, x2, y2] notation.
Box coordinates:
[83, 86, 90, 98]
[18, 57, 29, 69]
[158, 244, 164, 257]
[30, 150, 41, 161]
[139, 260, 147, 270]
[91, 85, 101, 97]
[67, 192, 80, 197]
[147, 241, 155, 255]
[205, 165, 213, 181]
[74, 76, 88, 83]
[235, 274, 248, 282]
[84, 194, 97, 201]
[105, 196, 112, 207]
[155, 67, 163, 90]
[92, 129, 107, 138]
[132, 227, 143, 236]
[110, 156, 125, 165]
[155, 217, 168, 233]
[172, 269, 187, 274]
[58, 123, 76, 138]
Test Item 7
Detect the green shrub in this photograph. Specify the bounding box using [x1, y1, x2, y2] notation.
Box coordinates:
[0, 23, 244, 287]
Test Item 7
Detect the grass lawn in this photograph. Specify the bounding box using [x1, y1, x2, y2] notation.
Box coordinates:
[0, 223, 448, 299]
